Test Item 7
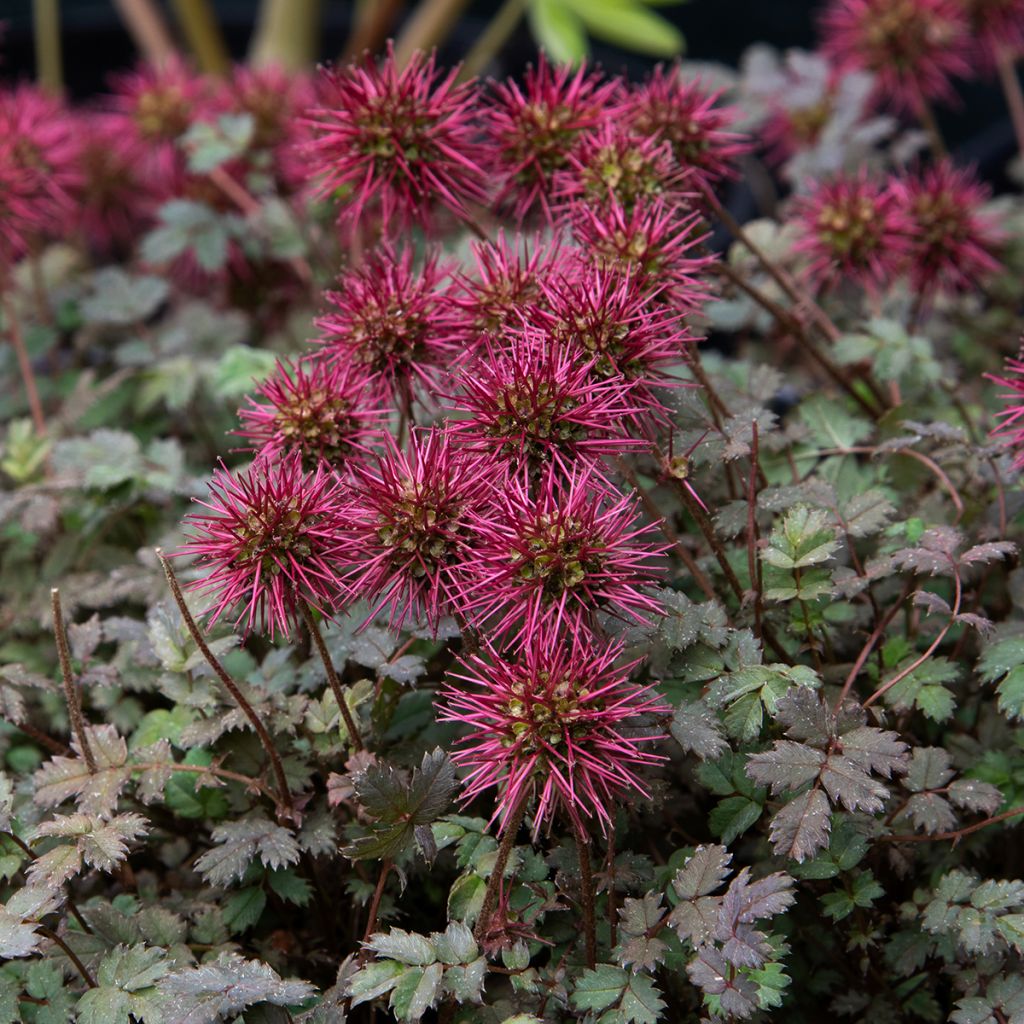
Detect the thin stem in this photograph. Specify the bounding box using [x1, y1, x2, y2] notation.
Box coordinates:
[8, 719, 69, 756]
[606, 832, 617, 950]
[3, 289, 47, 436]
[32, 0, 63, 93]
[884, 805, 1024, 844]
[575, 828, 596, 969]
[911, 82, 947, 159]
[249, 0, 321, 71]
[997, 46, 1024, 162]
[361, 858, 393, 945]
[37, 926, 96, 987]
[474, 788, 530, 943]
[156, 550, 295, 819]
[297, 599, 364, 752]
[170, 0, 230, 75]
[50, 590, 96, 772]
[746, 423, 765, 641]
[458, 0, 528, 81]
[394, 0, 472, 69]
[343, 0, 403, 58]
[112, 0, 178, 66]
[6, 832, 94, 935]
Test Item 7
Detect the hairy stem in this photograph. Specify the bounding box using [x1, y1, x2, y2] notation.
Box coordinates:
[361, 857, 393, 945]
[343, 0, 403, 58]
[575, 827, 597, 969]
[170, 0, 230, 74]
[885, 805, 1024, 844]
[394, 0, 471, 68]
[37, 926, 96, 987]
[474, 788, 530, 943]
[33, 0, 63, 93]
[458, 0, 528, 81]
[997, 46, 1024, 162]
[112, 0, 177, 66]
[3, 289, 47, 436]
[297, 599, 364, 752]
[156, 550, 295, 820]
[50, 590, 96, 772]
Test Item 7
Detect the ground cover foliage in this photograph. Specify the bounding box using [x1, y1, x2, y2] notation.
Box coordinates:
[3, 4, 1024, 1022]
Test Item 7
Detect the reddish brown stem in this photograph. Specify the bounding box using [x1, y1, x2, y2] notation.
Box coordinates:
[474, 788, 530, 943]
[50, 590, 96, 772]
[3, 289, 47, 435]
[885, 805, 1024, 844]
[575, 827, 597, 969]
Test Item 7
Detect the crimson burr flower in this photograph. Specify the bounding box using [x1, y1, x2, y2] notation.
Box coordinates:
[572, 197, 711, 311]
[988, 351, 1024, 471]
[180, 454, 348, 638]
[445, 330, 645, 473]
[341, 428, 492, 631]
[625, 66, 749, 190]
[458, 466, 666, 647]
[438, 632, 668, 837]
[958, 0, 1024, 70]
[483, 55, 619, 224]
[793, 172, 909, 293]
[818, 0, 971, 112]
[315, 245, 461, 403]
[236, 356, 386, 471]
[0, 85, 81, 264]
[892, 161, 1001, 296]
[305, 45, 486, 237]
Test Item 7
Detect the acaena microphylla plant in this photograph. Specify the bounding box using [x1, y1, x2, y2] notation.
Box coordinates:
[235, 355, 386, 471]
[438, 630, 668, 839]
[305, 43, 486, 238]
[458, 463, 667, 647]
[341, 427, 492, 632]
[987, 350, 1024, 469]
[178, 452, 349, 638]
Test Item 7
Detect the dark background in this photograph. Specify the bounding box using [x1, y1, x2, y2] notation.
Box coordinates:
[0, 0, 1014, 178]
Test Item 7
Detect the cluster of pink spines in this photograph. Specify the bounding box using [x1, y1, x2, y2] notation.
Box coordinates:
[306, 46, 486, 237]
[343, 429, 489, 631]
[439, 633, 668, 837]
[626, 67, 749, 190]
[446, 331, 646, 474]
[0, 85, 82, 263]
[315, 245, 460, 401]
[572, 198, 711, 309]
[453, 233, 561, 349]
[987, 353, 1024, 470]
[236, 356, 386, 471]
[894, 161, 1002, 295]
[794, 173, 909, 293]
[958, 0, 1024, 70]
[819, 0, 971, 112]
[459, 466, 666, 647]
[535, 266, 693, 423]
[180, 454, 348, 639]
[554, 122, 688, 218]
[483, 56, 619, 224]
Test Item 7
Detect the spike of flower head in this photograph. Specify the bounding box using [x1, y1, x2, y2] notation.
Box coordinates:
[459, 465, 666, 647]
[236, 355, 386, 471]
[818, 0, 970, 112]
[306, 45, 486, 238]
[572, 197, 711, 311]
[892, 160, 1001, 296]
[793, 171, 909, 293]
[180, 453, 348, 638]
[0, 84, 81, 264]
[438, 631, 668, 838]
[987, 349, 1024, 471]
[341, 428, 493, 632]
[625, 66, 749, 191]
[957, 0, 1024, 71]
[483, 56, 620, 224]
[445, 329, 646, 475]
[315, 245, 460, 404]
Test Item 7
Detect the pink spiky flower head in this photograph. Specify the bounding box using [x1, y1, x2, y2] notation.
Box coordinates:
[987, 348, 1024, 471]
[236, 355, 386, 471]
[306, 45, 486, 238]
[483, 55, 620, 224]
[315, 244, 460, 405]
[892, 160, 1001, 296]
[445, 329, 646, 474]
[180, 453, 348, 638]
[818, 0, 971, 112]
[438, 631, 668, 838]
[793, 171, 909, 293]
[342, 428, 492, 632]
[625, 66, 750, 191]
[958, 0, 1024, 71]
[0, 84, 81, 265]
[459, 465, 666, 647]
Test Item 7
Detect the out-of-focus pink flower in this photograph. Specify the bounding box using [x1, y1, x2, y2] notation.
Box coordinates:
[482, 55, 619, 224]
[0, 84, 81, 264]
[341, 428, 492, 631]
[445, 330, 646, 474]
[793, 172, 909, 292]
[180, 454, 348, 638]
[236, 355, 386, 470]
[306, 45, 486, 238]
[892, 160, 1001, 295]
[439, 632, 667, 837]
[819, 0, 971, 112]
[988, 350, 1024, 470]
[458, 465, 666, 647]
[957, 0, 1024, 72]
[626, 66, 749, 191]
[315, 245, 461, 405]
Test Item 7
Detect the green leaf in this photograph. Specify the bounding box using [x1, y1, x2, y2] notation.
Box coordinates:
[572, 965, 629, 1013]
[389, 962, 443, 1022]
[709, 795, 763, 844]
[223, 886, 267, 933]
[566, 0, 684, 56]
[182, 113, 254, 173]
[528, 0, 588, 63]
[799, 395, 872, 450]
[212, 346, 278, 399]
[267, 869, 313, 906]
